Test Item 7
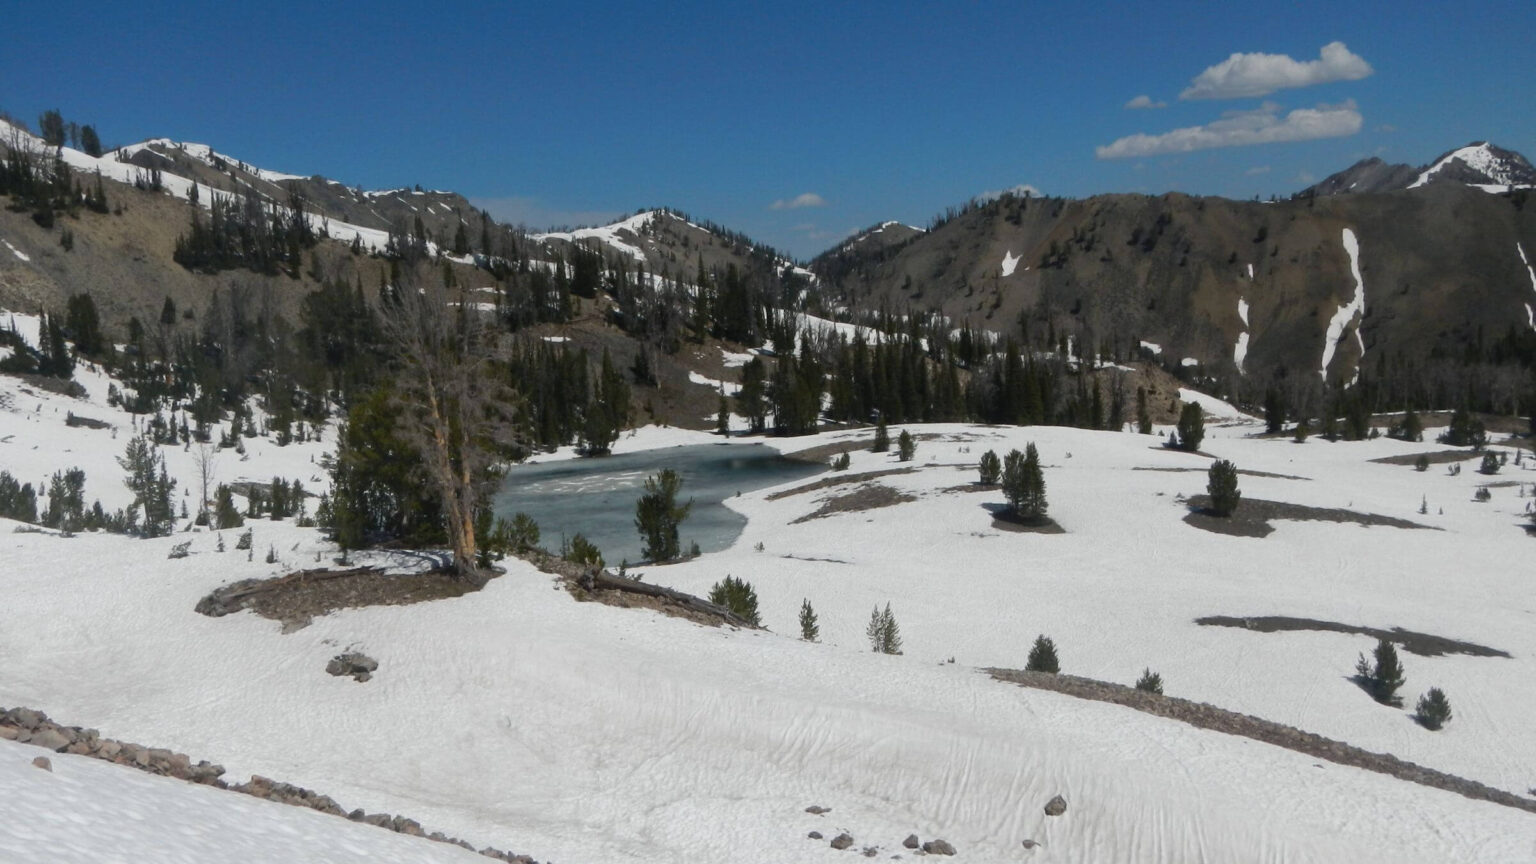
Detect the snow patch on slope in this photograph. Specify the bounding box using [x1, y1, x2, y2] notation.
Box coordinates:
[1519, 243, 1536, 331]
[2, 238, 30, 263]
[1320, 228, 1366, 384]
[533, 211, 657, 264]
[1234, 297, 1251, 372]
[1409, 143, 1531, 191]
[1000, 250, 1020, 277]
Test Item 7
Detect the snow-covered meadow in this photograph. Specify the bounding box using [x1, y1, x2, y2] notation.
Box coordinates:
[2, 347, 1536, 862]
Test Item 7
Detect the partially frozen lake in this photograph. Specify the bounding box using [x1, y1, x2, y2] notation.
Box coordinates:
[493, 443, 823, 566]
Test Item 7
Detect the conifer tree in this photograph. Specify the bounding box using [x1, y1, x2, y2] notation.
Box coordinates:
[1026, 634, 1059, 673]
[897, 429, 915, 462]
[1355, 638, 1406, 706]
[799, 598, 819, 642]
[1206, 459, 1241, 517]
[1415, 688, 1452, 730]
[1175, 402, 1205, 451]
[872, 417, 890, 452]
[978, 449, 1001, 485]
[635, 469, 691, 562]
[866, 603, 902, 654]
[708, 575, 761, 626]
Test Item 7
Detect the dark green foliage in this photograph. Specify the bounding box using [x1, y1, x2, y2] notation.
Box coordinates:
[1293, 421, 1310, 443]
[507, 512, 540, 553]
[1026, 635, 1059, 674]
[866, 603, 902, 654]
[79, 125, 102, 158]
[1438, 408, 1487, 449]
[635, 469, 691, 562]
[1173, 402, 1204, 451]
[1136, 386, 1152, 434]
[831, 452, 850, 471]
[325, 387, 443, 551]
[38, 109, 66, 146]
[1263, 388, 1286, 434]
[65, 294, 105, 358]
[1415, 688, 1452, 730]
[1134, 668, 1163, 694]
[1414, 454, 1429, 472]
[1479, 453, 1499, 475]
[580, 348, 630, 455]
[1206, 459, 1241, 517]
[716, 394, 731, 436]
[1355, 638, 1406, 706]
[799, 598, 819, 641]
[214, 484, 244, 529]
[896, 429, 915, 462]
[871, 418, 890, 452]
[707, 575, 761, 626]
[767, 349, 823, 436]
[566, 533, 604, 568]
[0, 471, 39, 523]
[977, 449, 1000, 485]
[1388, 409, 1423, 442]
[736, 357, 767, 433]
[173, 187, 317, 276]
[40, 469, 87, 531]
[1002, 444, 1047, 520]
[118, 436, 176, 537]
[1474, 485, 1492, 502]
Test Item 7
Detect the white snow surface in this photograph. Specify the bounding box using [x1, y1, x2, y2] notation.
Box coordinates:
[1139, 340, 1162, 355]
[1409, 143, 1529, 190]
[1321, 228, 1366, 384]
[4, 348, 1536, 861]
[688, 370, 740, 396]
[0, 739, 483, 864]
[532, 211, 658, 264]
[1000, 249, 1021, 277]
[2, 237, 30, 262]
[1520, 244, 1536, 331]
[1234, 297, 1251, 372]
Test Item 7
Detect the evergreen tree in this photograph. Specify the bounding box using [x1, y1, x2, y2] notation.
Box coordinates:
[871, 417, 890, 452]
[214, 484, 243, 529]
[566, 533, 603, 568]
[1136, 385, 1153, 434]
[897, 429, 915, 462]
[79, 125, 102, 158]
[1415, 688, 1452, 730]
[708, 575, 761, 626]
[38, 109, 65, 146]
[716, 394, 731, 436]
[799, 598, 819, 642]
[1355, 639, 1406, 706]
[1026, 634, 1059, 673]
[1206, 459, 1241, 517]
[635, 469, 691, 562]
[1002, 444, 1047, 520]
[737, 357, 767, 433]
[1263, 388, 1286, 434]
[978, 449, 1001, 485]
[1175, 402, 1205, 451]
[0, 471, 39, 523]
[1135, 668, 1163, 694]
[118, 436, 175, 537]
[866, 603, 903, 654]
[65, 293, 105, 358]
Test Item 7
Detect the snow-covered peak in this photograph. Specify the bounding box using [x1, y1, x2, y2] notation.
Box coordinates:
[1408, 142, 1536, 190]
[114, 138, 308, 183]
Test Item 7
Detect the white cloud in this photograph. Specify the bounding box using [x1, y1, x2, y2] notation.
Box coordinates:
[978, 183, 1042, 201]
[1245, 165, 1272, 176]
[1125, 94, 1167, 110]
[1180, 41, 1373, 100]
[770, 192, 827, 210]
[1095, 100, 1362, 159]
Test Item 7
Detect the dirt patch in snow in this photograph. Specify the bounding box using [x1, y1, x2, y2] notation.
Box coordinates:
[196, 566, 480, 631]
[1195, 615, 1509, 658]
[791, 483, 916, 523]
[769, 467, 914, 500]
[1182, 494, 1434, 539]
[1370, 449, 1483, 466]
[1133, 466, 1310, 481]
[986, 668, 1536, 815]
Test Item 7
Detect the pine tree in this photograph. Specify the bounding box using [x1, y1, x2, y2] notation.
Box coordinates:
[716, 394, 731, 436]
[1135, 668, 1163, 694]
[1175, 402, 1205, 451]
[897, 429, 915, 462]
[1026, 635, 1059, 673]
[1206, 459, 1241, 516]
[1415, 688, 1452, 730]
[635, 469, 691, 562]
[214, 484, 243, 529]
[1355, 639, 1406, 706]
[1003, 444, 1047, 520]
[978, 449, 1001, 485]
[799, 598, 819, 642]
[1136, 386, 1153, 434]
[866, 603, 903, 654]
[871, 418, 890, 452]
[1263, 388, 1286, 434]
[708, 575, 761, 626]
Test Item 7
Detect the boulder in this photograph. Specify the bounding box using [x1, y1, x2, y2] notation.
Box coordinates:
[326, 653, 379, 682]
[1022, 838, 1040, 849]
[922, 838, 956, 855]
[31, 756, 51, 772]
[830, 833, 854, 850]
[1044, 794, 1068, 816]
[903, 834, 920, 849]
[808, 831, 823, 840]
[9, 707, 44, 729]
[29, 728, 71, 752]
[805, 804, 831, 815]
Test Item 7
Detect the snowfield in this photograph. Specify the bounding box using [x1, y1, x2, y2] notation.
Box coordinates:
[3, 353, 1536, 862]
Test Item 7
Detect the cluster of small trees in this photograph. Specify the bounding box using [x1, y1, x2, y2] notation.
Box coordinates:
[1000, 445, 1047, 521]
[1355, 638, 1452, 730]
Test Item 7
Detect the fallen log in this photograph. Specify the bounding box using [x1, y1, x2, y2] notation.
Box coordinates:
[575, 567, 759, 629]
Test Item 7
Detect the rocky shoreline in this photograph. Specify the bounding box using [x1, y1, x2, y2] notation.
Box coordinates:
[1, 706, 539, 862]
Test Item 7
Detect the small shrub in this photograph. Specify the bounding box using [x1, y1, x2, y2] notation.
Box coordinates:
[1474, 486, 1491, 502]
[1293, 422, 1309, 443]
[1415, 688, 1452, 730]
[1134, 668, 1163, 694]
[1206, 459, 1241, 517]
[1026, 635, 1059, 674]
[265, 545, 277, 564]
[1174, 402, 1205, 452]
[799, 598, 819, 642]
[168, 541, 191, 560]
[871, 419, 890, 453]
[507, 512, 540, 553]
[1355, 638, 1406, 706]
[1414, 454, 1429, 472]
[708, 575, 761, 626]
[235, 529, 253, 551]
[866, 603, 902, 654]
[978, 450, 1000, 485]
[1479, 453, 1499, 475]
[831, 452, 850, 471]
[566, 533, 604, 568]
[896, 430, 915, 462]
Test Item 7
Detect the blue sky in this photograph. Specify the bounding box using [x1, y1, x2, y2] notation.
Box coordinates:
[5, 1, 1533, 258]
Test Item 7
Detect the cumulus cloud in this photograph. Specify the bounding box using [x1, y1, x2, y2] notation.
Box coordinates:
[1180, 41, 1373, 100]
[770, 192, 827, 210]
[978, 183, 1042, 201]
[1095, 100, 1362, 159]
[1124, 94, 1167, 110]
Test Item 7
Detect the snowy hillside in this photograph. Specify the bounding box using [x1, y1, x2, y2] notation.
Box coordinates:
[3, 337, 1536, 861]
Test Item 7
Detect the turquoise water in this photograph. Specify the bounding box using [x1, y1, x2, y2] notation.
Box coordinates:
[492, 443, 823, 566]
